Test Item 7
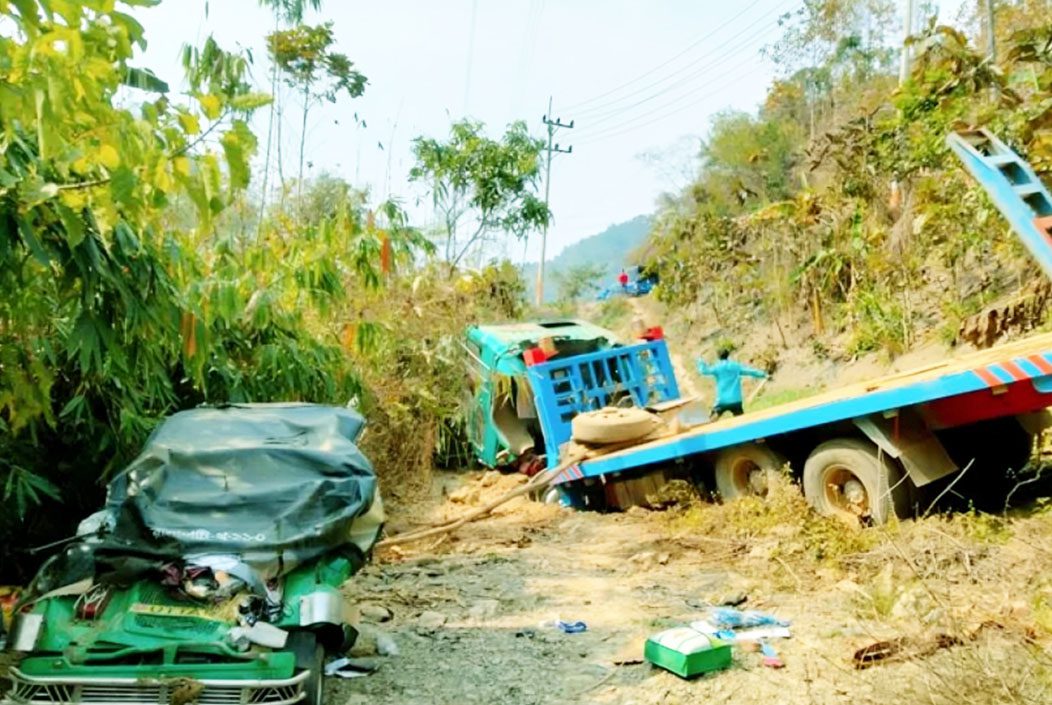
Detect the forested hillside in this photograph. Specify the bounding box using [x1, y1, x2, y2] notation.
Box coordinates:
[641, 1, 1052, 366]
[521, 214, 651, 302]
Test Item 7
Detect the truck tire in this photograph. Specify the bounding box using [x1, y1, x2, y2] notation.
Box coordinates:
[714, 444, 788, 500]
[571, 407, 658, 445]
[803, 438, 909, 525]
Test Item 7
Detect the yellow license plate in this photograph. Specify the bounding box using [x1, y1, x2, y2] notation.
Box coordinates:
[129, 602, 235, 622]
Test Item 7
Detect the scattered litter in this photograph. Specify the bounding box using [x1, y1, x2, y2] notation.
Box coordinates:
[732, 626, 792, 642]
[707, 607, 789, 629]
[375, 631, 400, 656]
[644, 627, 732, 678]
[689, 620, 734, 641]
[352, 625, 399, 657]
[540, 617, 588, 633]
[691, 621, 791, 643]
[325, 657, 380, 678]
[760, 641, 785, 668]
[635, 607, 795, 675]
[558, 620, 588, 634]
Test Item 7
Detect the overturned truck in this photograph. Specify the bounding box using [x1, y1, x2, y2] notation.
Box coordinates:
[463, 130, 1052, 523]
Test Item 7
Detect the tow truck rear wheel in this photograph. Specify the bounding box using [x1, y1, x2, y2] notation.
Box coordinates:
[714, 444, 788, 500]
[803, 438, 909, 526]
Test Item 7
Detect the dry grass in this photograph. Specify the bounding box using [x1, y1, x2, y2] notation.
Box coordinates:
[665, 473, 880, 564]
[359, 402, 436, 503]
[655, 469, 1052, 701]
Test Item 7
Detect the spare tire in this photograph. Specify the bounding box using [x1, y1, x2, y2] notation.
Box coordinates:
[571, 407, 659, 445]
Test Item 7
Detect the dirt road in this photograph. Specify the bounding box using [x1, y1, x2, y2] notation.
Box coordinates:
[334, 471, 1052, 705]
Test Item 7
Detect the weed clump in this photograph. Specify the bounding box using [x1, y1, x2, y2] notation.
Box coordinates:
[667, 473, 878, 564]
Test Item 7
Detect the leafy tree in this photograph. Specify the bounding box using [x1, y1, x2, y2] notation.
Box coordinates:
[645, 9, 1052, 362]
[256, 0, 323, 224]
[410, 119, 550, 270]
[554, 263, 606, 304]
[258, 0, 322, 24]
[697, 110, 803, 213]
[765, 0, 897, 140]
[267, 22, 366, 197]
[0, 1, 422, 581]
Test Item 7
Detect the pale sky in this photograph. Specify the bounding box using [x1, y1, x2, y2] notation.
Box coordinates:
[134, 0, 964, 263]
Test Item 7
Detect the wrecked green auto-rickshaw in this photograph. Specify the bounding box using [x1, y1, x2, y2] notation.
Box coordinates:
[3, 403, 383, 705]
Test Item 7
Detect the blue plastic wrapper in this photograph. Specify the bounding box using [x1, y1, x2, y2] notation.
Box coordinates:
[556, 620, 587, 633]
[709, 607, 789, 629]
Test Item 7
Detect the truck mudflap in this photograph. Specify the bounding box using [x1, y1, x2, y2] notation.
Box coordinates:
[3, 668, 310, 705]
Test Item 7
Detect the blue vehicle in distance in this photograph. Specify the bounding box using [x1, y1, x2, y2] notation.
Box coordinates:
[597, 265, 658, 301]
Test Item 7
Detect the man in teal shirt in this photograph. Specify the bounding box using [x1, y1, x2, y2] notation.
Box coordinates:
[696, 348, 767, 417]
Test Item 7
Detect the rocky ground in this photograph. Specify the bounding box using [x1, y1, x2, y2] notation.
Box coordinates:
[1, 446, 1049, 705]
[332, 470, 1052, 705]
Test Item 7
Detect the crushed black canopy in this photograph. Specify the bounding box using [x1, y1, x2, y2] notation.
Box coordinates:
[100, 403, 381, 572]
[27, 404, 383, 595]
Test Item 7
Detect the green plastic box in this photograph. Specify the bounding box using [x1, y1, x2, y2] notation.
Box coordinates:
[644, 627, 732, 678]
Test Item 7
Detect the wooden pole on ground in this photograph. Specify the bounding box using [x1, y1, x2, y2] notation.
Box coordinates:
[375, 448, 590, 549]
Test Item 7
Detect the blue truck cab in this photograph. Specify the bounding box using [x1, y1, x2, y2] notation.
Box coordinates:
[597, 265, 659, 300]
[463, 320, 680, 476]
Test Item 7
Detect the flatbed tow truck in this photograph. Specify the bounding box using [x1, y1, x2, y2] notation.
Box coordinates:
[466, 129, 1052, 524]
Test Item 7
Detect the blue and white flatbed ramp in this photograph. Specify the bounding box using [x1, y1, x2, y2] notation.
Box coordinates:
[552, 331, 1052, 485]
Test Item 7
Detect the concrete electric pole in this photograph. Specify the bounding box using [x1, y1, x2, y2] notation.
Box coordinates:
[535, 97, 573, 307]
[984, 0, 996, 60]
[898, 0, 915, 85]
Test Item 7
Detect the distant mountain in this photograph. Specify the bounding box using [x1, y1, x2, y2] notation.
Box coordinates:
[521, 215, 652, 302]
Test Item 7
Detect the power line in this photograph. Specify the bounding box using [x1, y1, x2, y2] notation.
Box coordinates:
[563, 0, 780, 113]
[572, 17, 785, 137]
[570, 0, 796, 121]
[575, 63, 770, 146]
[572, 27, 781, 144]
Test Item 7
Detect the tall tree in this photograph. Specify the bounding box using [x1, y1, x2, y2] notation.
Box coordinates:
[0, 0, 428, 582]
[410, 119, 550, 270]
[258, 0, 323, 24]
[267, 22, 366, 198]
[256, 0, 323, 227]
[554, 263, 606, 304]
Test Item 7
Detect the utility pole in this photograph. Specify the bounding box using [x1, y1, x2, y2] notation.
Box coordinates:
[898, 0, 915, 85]
[983, 0, 996, 60]
[535, 96, 574, 307]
